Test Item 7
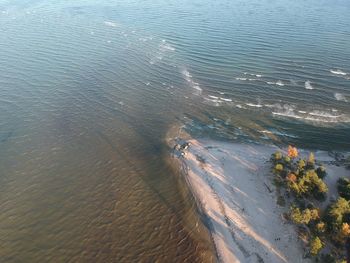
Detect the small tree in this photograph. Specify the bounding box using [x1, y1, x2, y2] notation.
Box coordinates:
[272, 151, 282, 162]
[288, 145, 298, 159]
[315, 221, 326, 234]
[316, 166, 327, 179]
[307, 152, 315, 169]
[274, 164, 284, 175]
[310, 236, 323, 255]
[298, 159, 306, 170]
[290, 206, 319, 225]
[338, 178, 350, 200]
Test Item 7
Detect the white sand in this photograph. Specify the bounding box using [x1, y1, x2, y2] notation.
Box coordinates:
[181, 139, 311, 263]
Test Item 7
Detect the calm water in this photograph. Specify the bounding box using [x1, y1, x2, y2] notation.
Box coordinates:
[0, 0, 350, 262]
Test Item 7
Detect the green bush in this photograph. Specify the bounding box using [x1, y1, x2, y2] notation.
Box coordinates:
[337, 177, 350, 200]
[310, 236, 323, 255]
[325, 197, 350, 233]
[316, 166, 327, 179]
[290, 206, 319, 225]
[298, 159, 306, 170]
[273, 151, 282, 161]
[274, 164, 284, 174]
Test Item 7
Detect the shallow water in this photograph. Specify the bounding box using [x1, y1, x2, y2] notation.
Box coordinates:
[0, 0, 349, 262]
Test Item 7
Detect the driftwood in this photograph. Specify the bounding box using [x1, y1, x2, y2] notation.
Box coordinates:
[264, 182, 273, 193]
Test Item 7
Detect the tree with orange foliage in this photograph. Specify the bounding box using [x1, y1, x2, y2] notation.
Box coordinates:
[288, 145, 298, 159]
[286, 173, 297, 183]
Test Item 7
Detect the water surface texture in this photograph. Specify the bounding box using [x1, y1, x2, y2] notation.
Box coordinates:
[0, 0, 350, 262]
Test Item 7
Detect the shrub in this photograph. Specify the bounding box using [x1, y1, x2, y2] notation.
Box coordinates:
[288, 145, 298, 159]
[287, 170, 327, 199]
[341, 222, 350, 236]
[290, 206, 319, 225]
[286, 173, 297, 182]
[315, 221, 326, 233]
[316, 166, 327, 179]
[274, 164, 284, 173]
[307, 152, 315, 168]
[298, 159, 306, 170]
[325, 198, 350, 236]
[310, 236, 323, 255]
[337, 177, 350, 200]
[273, 151, 282, 162]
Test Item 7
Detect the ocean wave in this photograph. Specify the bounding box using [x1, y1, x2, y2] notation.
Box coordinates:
[182, 69, 202, 95]
[246, 103, 263, 108]
[305, 80, 314, 90]
[160, 41, 175, 51]
[334, 93, 348, 102]
[104, 21, 118, 27]
[272, 108, 350, 123]
[267, 80, 284, 86]
[204, 97, 221, 106]
[260, 130, 298, 138]
[243, 72, 262, 78]
[330, 69, 347, 76]
[219, 97, 232, 102]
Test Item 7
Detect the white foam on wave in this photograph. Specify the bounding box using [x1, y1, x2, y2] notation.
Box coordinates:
[220, 98, 232, 102]
[305, 80, 314, 90]
[243, 72, 262, 78]
[246, 103, 263, 108]
[236, 104, 246, 109]
[308, 110, 342, 118]
[182, 69, 192, 80]
[260, 129, 298, 138]
[276, 80, 284, 86]
[330, 69, 347, 76]
[235, 77, 247, 81]
[208, 95, 219, 99]
[204, 97, 222, 107]
[160, 41, 175, 51]
[272, 106, 350, 123]
[334, 93, 348, 102]
[193, 85, 202, 91]
[182, 69, 202, 95]
[104, 21, 118, 27]
[260, 130, 273, 134]
[267, 80, 284, 86]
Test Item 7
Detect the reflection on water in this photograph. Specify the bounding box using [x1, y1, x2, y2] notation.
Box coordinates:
[0, 0, 350, 261]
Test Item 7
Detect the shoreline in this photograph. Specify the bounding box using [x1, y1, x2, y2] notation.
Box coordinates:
[172, 138, 350, 263]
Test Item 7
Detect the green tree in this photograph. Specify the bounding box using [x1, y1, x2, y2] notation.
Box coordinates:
[316, 166, 327, 179]
[307, 152, 315, 168]
[337, 177, 350, 200]
[309, 236, 323, 255]
[290, 206, 319, 225]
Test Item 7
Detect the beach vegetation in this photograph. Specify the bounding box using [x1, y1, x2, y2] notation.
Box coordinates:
[337, 177, 350, 200]
[270, 146, 350, 261]
[288, 145, 298, 159]
[309, 236, 323, 255]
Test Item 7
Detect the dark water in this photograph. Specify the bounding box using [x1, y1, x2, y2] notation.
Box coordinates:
[0, 0, 349, 262]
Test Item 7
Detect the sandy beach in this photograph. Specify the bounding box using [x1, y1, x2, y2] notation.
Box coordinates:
[175, 138, 349, 263]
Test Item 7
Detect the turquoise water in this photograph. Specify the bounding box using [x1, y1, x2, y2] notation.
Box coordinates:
[0, 0, 349, 261]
